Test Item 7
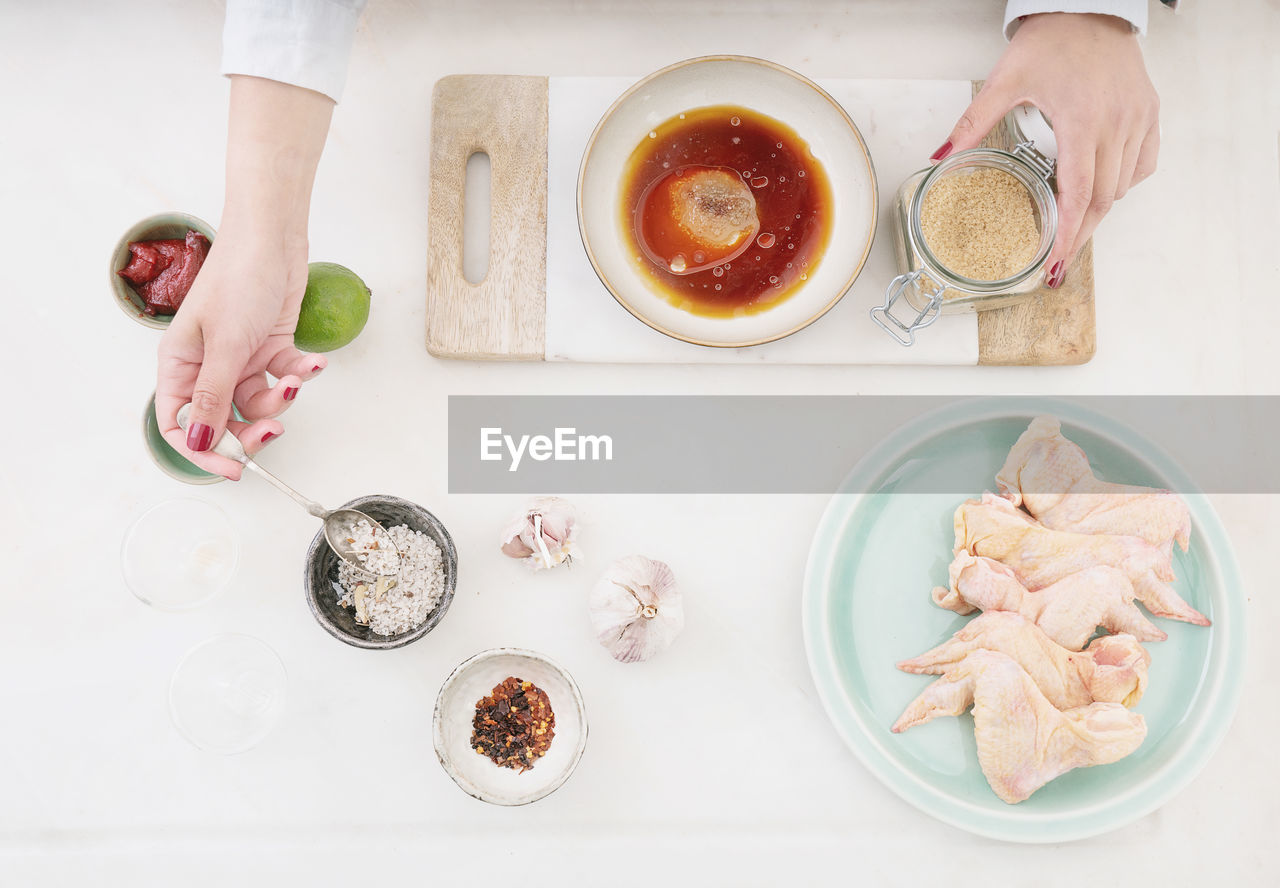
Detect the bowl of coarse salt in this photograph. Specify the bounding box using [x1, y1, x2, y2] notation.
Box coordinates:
[304, 494, 458, 650]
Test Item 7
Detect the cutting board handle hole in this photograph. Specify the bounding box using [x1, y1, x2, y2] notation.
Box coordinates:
[462, 150, 492, 284]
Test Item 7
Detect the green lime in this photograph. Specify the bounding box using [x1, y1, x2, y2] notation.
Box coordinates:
[294, 262, 371, 353]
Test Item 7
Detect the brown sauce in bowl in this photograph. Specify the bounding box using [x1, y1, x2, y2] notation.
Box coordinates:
[619, 105, 833, 317]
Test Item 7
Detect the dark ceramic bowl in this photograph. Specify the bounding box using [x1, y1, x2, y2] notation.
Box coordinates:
[304, 494, 458, 650]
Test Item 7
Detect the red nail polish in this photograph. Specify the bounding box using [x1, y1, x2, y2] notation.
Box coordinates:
[312, 363, 323, 373]
[929, 140, 953, 162]
[283, 386, 299, 401]
[1047, 260, 1066, 289]
[261, 432, 276, 443]
[187, 422, 214, 452]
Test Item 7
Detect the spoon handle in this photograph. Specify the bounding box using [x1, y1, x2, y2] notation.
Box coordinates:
[176, 402, 328, 520]
[240, 459, 329, 520]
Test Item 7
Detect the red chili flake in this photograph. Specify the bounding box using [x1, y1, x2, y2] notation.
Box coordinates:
[470, 676, 555, 772]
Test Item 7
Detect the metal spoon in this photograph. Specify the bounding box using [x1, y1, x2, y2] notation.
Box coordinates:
[176, 403, 399, 577]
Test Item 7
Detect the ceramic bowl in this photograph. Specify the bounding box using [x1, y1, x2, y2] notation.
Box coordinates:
[110, 212, 216, 330]
[142, 391, 224, 485]
[433, 647, 588, 806]
[578, 55, 877, 348]
[802, 398, 1246, 842]
[303, 494, 458, 650]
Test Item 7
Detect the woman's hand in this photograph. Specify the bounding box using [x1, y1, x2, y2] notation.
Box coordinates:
[934, 12, 1160, 288]
[155, 75, 335, 478]
[155, 226, 325, 479]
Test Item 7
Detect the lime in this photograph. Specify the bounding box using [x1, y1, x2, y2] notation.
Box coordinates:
[293, 262, 371, 353]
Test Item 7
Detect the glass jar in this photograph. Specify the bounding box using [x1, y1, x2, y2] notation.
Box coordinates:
[871, 141, 1057, 346]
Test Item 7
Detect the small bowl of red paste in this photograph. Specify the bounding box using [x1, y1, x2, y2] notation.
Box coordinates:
[110, 212, 216, 329]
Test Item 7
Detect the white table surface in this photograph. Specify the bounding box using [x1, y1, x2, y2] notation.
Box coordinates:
[2, 0, 1278, 884]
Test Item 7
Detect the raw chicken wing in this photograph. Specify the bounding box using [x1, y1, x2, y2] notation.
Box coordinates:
[891, 651, 1148, 804]
[932, 552, 1166, 649]
[954, 493, 1209, 626]
[996, 415, 1191, 560]
[898, 611, 1150, 708]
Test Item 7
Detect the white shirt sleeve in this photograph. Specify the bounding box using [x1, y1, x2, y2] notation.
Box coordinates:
[1004, 0, 1150, 38]
[221, 0, 367, 102]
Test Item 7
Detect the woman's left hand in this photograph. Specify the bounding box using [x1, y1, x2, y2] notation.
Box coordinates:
[933, 12, 1160, 288]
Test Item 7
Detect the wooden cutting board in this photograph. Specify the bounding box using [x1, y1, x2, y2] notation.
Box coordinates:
[426, 75, 1094, 365]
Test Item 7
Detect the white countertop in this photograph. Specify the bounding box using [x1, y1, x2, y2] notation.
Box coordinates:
[1, 0, 1278, 884]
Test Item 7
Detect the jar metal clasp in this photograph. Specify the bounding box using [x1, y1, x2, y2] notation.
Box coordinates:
[1013, 140, 1055, 183]
[870, 269, 946, 347]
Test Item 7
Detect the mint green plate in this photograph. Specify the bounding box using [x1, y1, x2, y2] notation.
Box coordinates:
[802, 399, 1245, 843]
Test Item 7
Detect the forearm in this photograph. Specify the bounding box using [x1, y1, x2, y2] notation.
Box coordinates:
[221, 75, 334, 249]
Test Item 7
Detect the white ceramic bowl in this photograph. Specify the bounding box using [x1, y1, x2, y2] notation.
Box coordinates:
[433, 648, 587, 806]
[578, 55, 877, 347]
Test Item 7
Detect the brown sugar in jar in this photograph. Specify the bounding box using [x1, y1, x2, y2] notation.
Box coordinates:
[873, 142, 1058, 346]
[919, 168, 1039, 282]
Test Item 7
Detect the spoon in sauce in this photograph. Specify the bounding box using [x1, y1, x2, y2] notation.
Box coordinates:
[176, 403, 400, 577]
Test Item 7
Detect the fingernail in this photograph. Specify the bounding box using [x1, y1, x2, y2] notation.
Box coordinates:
[283, 386, 299, 401]
[312, 363, 323, 373]
[929, 140, 953, 162]
[261, 431, 276, 443]
[186, 423, 214, 452]
[1046, 260, 1066, 289]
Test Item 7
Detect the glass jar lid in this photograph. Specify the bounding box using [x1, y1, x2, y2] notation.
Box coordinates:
[1010, 105, 1058, 164]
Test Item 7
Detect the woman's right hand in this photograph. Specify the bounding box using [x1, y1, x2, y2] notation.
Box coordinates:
[155, 224, 326, 479]
[155, 75, 337, 479]
[935, 12, 1160, 289]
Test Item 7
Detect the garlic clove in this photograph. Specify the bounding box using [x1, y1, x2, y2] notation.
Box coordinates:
[500, 496, 581, 570]
[589, 555, 684, 663]
[354, 584, 370, 625]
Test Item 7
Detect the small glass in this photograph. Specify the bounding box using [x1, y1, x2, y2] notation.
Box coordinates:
[169, 634, 288, 755]
[121, 498, 239, 611]
[872, 141, 1057, 346]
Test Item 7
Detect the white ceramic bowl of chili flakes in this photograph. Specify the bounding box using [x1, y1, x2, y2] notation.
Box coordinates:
[433, 647, 588, 806]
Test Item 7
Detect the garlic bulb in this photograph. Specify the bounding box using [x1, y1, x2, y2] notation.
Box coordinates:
[500, 496, 580, 570]
[590, 555, 683, 663]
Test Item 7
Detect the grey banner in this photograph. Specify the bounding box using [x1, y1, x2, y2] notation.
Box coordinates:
[448, 396, 1280, 494]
